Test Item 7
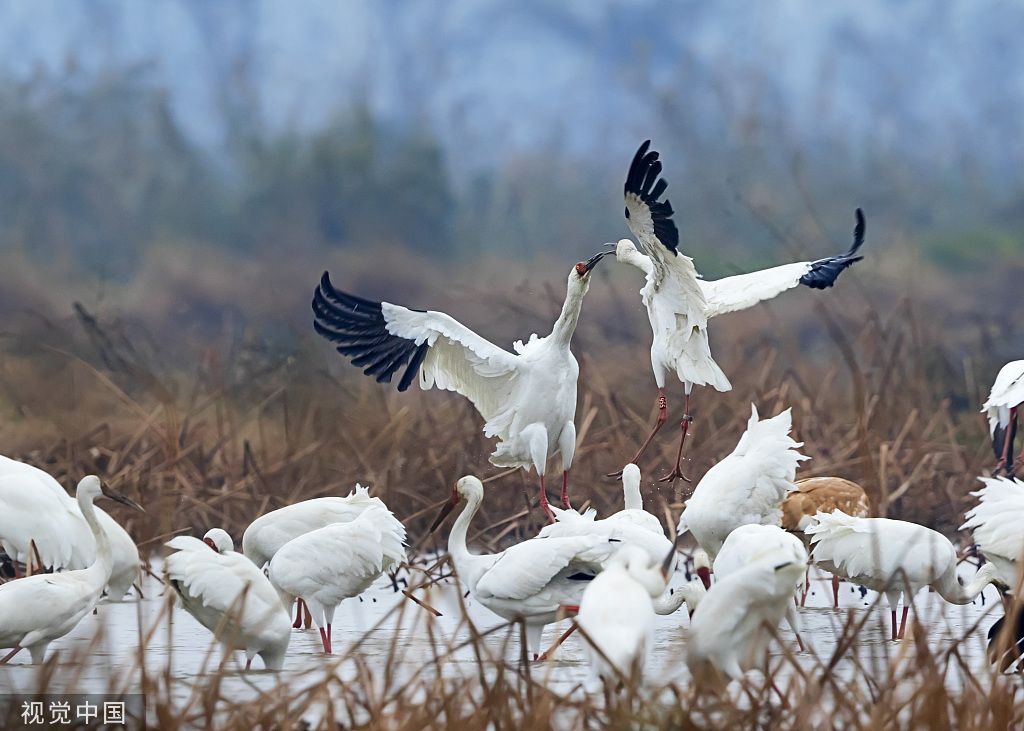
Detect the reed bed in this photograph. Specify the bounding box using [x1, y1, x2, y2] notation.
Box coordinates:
[0, 265, 1020, 729]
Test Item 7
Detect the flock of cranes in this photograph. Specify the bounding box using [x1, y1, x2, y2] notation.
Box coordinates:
[0, 140, 1021, 692]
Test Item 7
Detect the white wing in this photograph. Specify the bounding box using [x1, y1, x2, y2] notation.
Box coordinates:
[268, 506, 406, 600]
[960, 477, 1024, 563]
[313, 272, 520, 424]
[700, 263, 810, 318]
[242, 487, 388, 566]
[476, 535, 609, 601]
[701, 209, 865, 317]
[165, 538, 282, 625]
[682, 406, 808, 553]
[623, 141, 709, 328]
[982, 360, 1024, 433]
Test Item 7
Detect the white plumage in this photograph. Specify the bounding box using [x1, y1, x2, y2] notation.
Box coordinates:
[686, 551, 807, 682]
[806, 510, 1004, 640]
[242, 485, 397, 568]
[165, 528, 291, 670]
[0, 455, 140, 602]
[312, 254, 608, 519]
[960, 476, 1024, 594]
[539, 464, 691, 616]
[677, 406, 808, 561]
[432, 476, 614, 657]
[575, 545, 669, 682]
[714, 524, 807, 641]
[982, 360, 1024, 474]
[610, 140, 864, 480]
[0, 476, 129, 664]
[267, 504, 406, 654]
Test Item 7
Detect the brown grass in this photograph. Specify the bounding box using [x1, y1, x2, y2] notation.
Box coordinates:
[0, 253, 1020, 729]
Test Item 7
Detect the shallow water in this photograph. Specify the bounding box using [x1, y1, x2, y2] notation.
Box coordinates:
[0, 559, 1012, 721]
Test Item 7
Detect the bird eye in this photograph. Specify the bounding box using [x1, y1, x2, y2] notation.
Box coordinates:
[575, 262, 586, 275]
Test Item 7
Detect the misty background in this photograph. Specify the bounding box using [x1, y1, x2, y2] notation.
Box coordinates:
[0, 0, 1019, 357]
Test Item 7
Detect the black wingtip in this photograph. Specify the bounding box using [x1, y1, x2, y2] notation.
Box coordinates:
[799, 208, 867, 290]
[311, 274, 428, 391]
[624, 140, 680, 255]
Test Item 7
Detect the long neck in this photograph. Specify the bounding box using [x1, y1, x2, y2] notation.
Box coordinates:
[620, 249, 654, 276]
[78, 494, 113, 591]
[623, 481, 643, 511]
[448, 493, 483, 569]
[933, 564, 993, 604]
[550, 281, 586, 347]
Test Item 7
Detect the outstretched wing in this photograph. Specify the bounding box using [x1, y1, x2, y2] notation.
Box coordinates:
[624, 141, 709, 324]
[701, 209, 866, 317]
[312, 273, 520, 421]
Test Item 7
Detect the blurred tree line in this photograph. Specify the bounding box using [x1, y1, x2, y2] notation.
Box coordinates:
[0, 63, 1021, 284]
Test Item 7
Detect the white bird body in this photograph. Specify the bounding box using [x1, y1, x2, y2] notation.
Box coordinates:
[0, 476, 117, 664]
[242, 485, 394, 568]
[678, 406, 808, 561]
[686, 554, 807, 682]
[982, 360, 1024, 474]
[312, 257, 607, 516]
[540, 464, 693, 616]
[576, 546, 667, 682]
[960, 476, 1024, 594]
[0, 456, 140, 601]
[267, 505, 406, 654]
[983, 360, 1024, 436]
[618, 142, 865, 397]
[806, 510, 1003, 639]
[436, 476, 613, 656]
[714, 524, 807, 639]
[165, 528, 291, 670]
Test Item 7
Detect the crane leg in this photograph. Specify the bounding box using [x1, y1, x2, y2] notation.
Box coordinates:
[897, 606, 909, 639]
[537, 622, 578, 662]
[607, 389, 667, 478]
[560, 470, 571, 510]
[319, 626, 333, 654]
[800, 566, 810, 607]
[0, 646, 22, 664]
[999, 407, 1015, 475]
[304, 602, 313, 629]
[659, 393, 693, 484]
[832, 575, 840, 608]
[890, 610, 898, 642]
[245, 657, 252, 671]
[292, 599, 304, 629]
[539, 476, 555, 523]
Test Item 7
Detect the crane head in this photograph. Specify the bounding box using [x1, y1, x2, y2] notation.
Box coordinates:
[574, 251, 608, 278]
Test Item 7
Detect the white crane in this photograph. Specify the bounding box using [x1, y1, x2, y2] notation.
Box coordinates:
[713, 524, 807, 646]
[539, 464, 697, 617]
[0, 455, 140, 601]
[960, 476, 1024, 595]
[266, 505, 406, 654]
[982, 360, 1024, 476]
[0, 476, 141, 664]
[165, 528, 291, 670]
[311, 255, 608, 521]
[782, 476, 872, 607]
[686, 550, 807, 684]
[575, 544, 673, 683]
[611, 140, 864, 481]
[242, 485, 405, 628]
[430, 475, 614, 658]
[677, 405, 808, 562]
[806, 510, 1005, 641]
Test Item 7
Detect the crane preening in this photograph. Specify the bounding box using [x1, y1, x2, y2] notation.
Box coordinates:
[312, 254, 608, 521]
[610, 140, 865, 481]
